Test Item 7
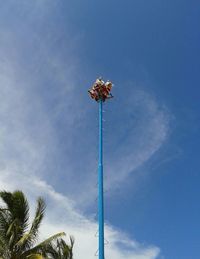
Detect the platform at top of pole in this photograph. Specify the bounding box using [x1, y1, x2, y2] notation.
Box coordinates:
[88, 77, 113, 102]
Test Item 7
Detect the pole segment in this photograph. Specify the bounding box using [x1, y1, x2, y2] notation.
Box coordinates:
[98, 99, 104, 259]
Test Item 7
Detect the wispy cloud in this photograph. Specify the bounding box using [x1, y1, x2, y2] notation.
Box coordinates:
[0, 168, 160, 259]
[0, 44, 164, 259]
[104, 88, 170, 189]
[0, 1, 171, 258]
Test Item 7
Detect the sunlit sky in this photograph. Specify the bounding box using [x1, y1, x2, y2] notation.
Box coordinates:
[0, 1, 199, 258]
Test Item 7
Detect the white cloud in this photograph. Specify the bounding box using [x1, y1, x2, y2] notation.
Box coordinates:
[0, 168, 160, 259]
[0, 2, 170, 257]
[0, 50, 162, 259]
[104, 88, 170, 189]
[0, 0, 171, 206]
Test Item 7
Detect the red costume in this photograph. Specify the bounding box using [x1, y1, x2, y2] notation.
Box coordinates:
[88, 78, 113, 102]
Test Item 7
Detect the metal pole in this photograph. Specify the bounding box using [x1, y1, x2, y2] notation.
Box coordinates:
[98, 99, 104, 259]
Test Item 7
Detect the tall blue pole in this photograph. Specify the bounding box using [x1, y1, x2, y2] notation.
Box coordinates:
[98, 99, 104, 259]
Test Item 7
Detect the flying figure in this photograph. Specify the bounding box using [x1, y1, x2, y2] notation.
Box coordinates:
[88, 78, 113, 102]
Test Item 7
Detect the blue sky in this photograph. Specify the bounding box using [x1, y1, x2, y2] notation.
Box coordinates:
[0, 1, 199, 258]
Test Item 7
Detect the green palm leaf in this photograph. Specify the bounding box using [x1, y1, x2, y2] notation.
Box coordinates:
[0, 190, 73, 259]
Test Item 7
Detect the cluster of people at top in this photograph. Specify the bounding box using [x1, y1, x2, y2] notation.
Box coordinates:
[88, 78, 113, 102]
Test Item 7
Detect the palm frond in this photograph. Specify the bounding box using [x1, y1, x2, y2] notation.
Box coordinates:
[22, 232, 65, 257]
[16, 197, 45, 251]
[26, 254, 44, 259]
[0, 190, 74, 258]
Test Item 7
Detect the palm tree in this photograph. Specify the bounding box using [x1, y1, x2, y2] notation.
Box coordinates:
[0, 190, 65, 259]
